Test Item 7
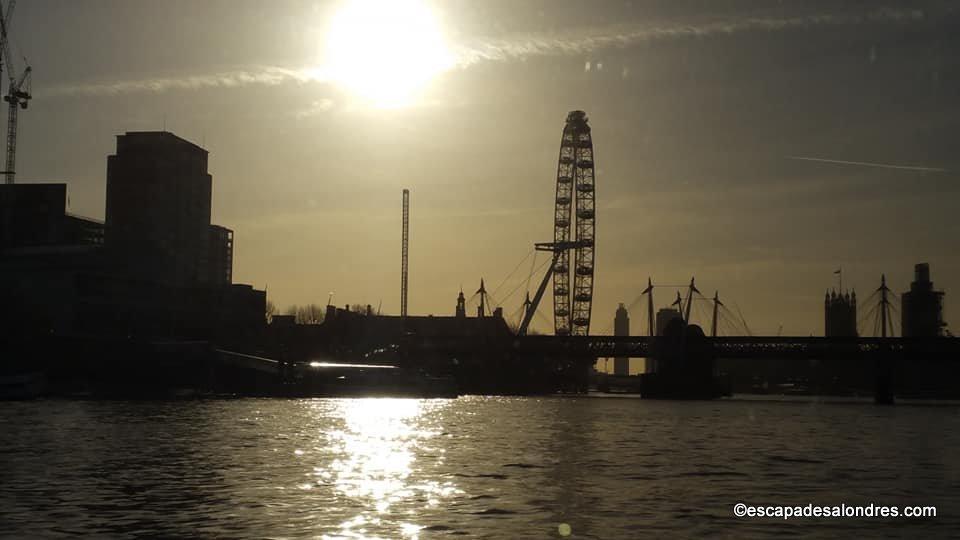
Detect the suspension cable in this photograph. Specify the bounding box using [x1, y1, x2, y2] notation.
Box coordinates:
[490, 249, 535, 299]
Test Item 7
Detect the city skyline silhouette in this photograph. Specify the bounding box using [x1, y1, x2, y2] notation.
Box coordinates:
[4, 0, 957, 335]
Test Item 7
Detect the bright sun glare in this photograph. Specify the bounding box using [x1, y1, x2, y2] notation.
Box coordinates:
[324, 0, 454, 108]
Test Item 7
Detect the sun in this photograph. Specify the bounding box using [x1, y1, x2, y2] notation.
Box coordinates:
[324, 0, 454, 108]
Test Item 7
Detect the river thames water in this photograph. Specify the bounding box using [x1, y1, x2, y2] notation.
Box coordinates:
[2, 396, 959, 538]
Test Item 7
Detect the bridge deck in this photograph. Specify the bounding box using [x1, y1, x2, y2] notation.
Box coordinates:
[412, 335, 960, 361]
[519, 336, 960, 360]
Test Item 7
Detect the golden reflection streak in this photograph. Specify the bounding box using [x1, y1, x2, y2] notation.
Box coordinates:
[316, 399, 458, 540]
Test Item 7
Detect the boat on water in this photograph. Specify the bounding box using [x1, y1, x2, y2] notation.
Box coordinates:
[289, 359, 459, 398]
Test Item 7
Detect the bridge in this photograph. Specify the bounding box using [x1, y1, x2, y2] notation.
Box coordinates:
[407, 334, 960, 362]
[399, 334, 960, 403]
[511, 335, 960, 361]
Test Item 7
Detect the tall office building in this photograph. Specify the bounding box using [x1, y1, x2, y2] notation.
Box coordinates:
[613, 303, 630, 375]
[902, 263, 946, 337]
[105, 131, 212, 286]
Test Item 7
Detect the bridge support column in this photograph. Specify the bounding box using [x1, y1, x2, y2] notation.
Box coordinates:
[874, 355, 895, 405]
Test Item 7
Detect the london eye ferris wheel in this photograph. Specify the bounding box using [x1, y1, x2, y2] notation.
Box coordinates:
[551, 110, 596, 336]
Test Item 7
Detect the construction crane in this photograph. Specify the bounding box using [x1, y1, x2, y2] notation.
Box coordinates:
[0, 0, 12, 84]
[0, 0, 30, 185]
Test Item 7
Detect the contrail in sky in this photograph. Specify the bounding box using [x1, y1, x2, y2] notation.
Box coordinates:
[786, 156, 948, 173]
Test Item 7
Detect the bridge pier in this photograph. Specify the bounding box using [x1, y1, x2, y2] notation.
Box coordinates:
[874, 355, 895, 405]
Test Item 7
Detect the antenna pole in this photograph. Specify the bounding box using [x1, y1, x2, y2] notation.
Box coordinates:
[401, 189, 409, 318]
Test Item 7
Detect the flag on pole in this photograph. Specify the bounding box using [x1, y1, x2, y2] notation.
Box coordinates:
[834, 269, 841, 274]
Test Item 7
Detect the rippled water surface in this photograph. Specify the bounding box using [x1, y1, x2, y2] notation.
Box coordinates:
[3, 397, 960, 538]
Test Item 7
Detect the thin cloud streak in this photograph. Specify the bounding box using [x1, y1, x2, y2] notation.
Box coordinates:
[38, 66, 328, 98]
[39, 7, 926, 98]
[294, 98, 337, 119]
[786, 156, 948, 173]
[453, 8, 925, 66]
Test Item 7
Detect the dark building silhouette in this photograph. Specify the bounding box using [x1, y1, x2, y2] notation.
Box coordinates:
[300, 303, 513, 362]
[824, 289, 857, 337]
[105, 131, 213, 286]
[0, 183, 103, 249]
[655, 307, 681, 337]
[207, 224, 234, 285]
[219, 284, 266, 334]
[648, 307, 681, 373]
[902, 263, 945, 337]
[455, 289, 466, 318]
[1, 131, 263, 346]
[613, 303, 629, 375]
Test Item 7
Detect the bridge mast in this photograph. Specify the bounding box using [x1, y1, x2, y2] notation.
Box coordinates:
[672, 291, 683, 321]
[477, 278, 487, 317]
[711, 291, 723, 338]
[878, 274, 891, 338]
[643, 277, 654, 336]
[683, 277, 699, 323]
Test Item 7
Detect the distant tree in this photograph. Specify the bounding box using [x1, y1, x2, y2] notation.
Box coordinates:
[265, 300, 276, 324]
[349, 303, 372, 315]
[302, 304, 326, 324]
[286, 303, 325, 324]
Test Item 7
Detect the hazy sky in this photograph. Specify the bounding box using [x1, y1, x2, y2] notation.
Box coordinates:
[12, 0, 960, 335]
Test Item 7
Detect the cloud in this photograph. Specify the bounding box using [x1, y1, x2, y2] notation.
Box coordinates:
[294, 98, 336, 119]
[452, 8, 926, 66]
[38, 66, 328, 98]
[38, 7, 926, 99]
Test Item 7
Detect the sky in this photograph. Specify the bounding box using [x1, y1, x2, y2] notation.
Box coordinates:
[10, 0, 960, 336]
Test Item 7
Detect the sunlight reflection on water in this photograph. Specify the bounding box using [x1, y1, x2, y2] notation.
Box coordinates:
[4, 397, 960, 538]
[319, 399, 459, 539]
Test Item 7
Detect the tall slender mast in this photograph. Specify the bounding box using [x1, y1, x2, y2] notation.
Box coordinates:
[879, 274, 890, 338]
[684, 277, 698, 323]
[643, 277, 654, 336]
[711, 291, 723, 338]
[401, 189, 409, 318]
[477, 278, 486, 318]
